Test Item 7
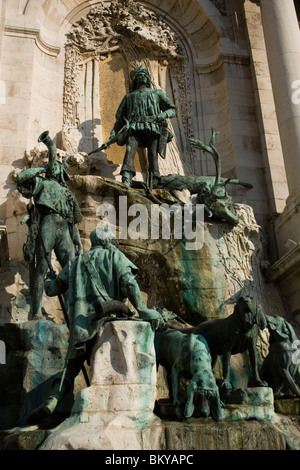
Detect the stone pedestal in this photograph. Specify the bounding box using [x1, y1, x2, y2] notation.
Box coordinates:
[3, 376, 300, 450]
[221, 387, 277, 421]
[40, 320, 160, 450]
[260, 0, 300, 195]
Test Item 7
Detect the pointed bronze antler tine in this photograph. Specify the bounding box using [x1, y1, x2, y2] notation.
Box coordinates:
[221, 172, 235, 186]
[239, 181, 253, 189]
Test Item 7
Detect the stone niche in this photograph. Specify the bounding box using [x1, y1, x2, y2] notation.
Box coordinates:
[1, 0, 299, 451]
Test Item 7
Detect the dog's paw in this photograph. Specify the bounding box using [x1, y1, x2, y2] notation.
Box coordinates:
[220, 380, 233, 390]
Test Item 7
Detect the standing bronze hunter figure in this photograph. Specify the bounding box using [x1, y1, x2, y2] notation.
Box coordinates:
[91, 66, 177, 189]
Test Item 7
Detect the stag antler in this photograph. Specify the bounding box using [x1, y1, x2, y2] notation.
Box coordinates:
[188, 128, 221, 185]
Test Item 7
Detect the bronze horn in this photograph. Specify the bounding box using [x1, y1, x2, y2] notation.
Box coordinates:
[38, 130, 57, 162]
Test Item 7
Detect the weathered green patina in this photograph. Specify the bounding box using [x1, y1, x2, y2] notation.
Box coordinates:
[16, 131, 82, 319]
[45, 228, 164, 359]
[154, 327, 223, 421]
[260, 315, 300, 398]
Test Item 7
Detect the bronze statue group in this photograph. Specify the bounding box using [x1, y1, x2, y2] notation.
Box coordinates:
[17, 66, 300, 426]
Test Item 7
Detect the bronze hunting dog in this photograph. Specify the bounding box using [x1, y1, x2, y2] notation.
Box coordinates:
[169, 296, 268, 390]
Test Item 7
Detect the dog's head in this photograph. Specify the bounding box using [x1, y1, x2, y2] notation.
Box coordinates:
[235, 295, 267, 331]
[184, 374, 223, 421]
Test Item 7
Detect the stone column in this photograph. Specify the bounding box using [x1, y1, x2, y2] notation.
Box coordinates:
[261, 0, 300, 320]
[260, 0, 300, 196]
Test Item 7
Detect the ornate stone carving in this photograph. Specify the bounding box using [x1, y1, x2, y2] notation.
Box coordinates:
[67, 2, 178, 58]
[63, 47, 81, 130]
